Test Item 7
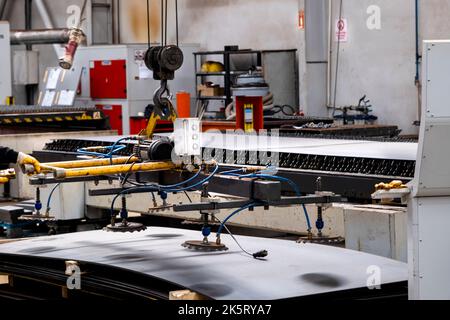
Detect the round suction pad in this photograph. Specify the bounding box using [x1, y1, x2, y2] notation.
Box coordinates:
[104, 221, 147, 233]
[297, 235, 345, 245]
[182, 240, 229, 252]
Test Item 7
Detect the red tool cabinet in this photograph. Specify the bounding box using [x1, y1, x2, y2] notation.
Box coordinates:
[90, 60, 127, 99]
[96, 105, 123, 135]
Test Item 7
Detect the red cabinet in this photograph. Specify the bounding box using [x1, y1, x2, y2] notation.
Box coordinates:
[97, 105, 123, 135]
[235, 96, 264, 132]
[130, 117, 148, 135]
[90, 60, 127, 99]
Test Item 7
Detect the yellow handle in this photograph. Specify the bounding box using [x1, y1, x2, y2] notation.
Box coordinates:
[0, 177, 9, 184]
[54, 161, 177, 179]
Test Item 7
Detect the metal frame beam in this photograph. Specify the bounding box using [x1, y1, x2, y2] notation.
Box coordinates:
[172, 195, 344, 212]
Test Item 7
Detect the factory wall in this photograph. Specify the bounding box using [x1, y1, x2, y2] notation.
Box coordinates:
[298, 0, 450, 135]
[4, 0, 91, 104]
[119, 0, 301, 52]
[2, 0, 450, 135]
[119, 0, 450, 135]
[326, 0, 419, 135]
[4, 0, 301, 104]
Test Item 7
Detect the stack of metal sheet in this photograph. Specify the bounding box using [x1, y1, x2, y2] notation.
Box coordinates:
[0, 227, 408, 300]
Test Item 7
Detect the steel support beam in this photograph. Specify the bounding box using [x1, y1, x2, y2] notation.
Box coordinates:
[173, 195, 344, 212]
[88, 176, 282, 202]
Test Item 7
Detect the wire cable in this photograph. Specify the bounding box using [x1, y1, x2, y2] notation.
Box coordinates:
[109, 164, 218, 217]
[216, 203, 256, 237]
[121, 168, 203, 190]
[120, 155, 139, 187]
[162, 164, 219, 193]
[214, 216, 267, 260]
[175, 0, 179, 46]
[46, 183, 61, 213]
[77, 136, 135, 160]
[164, 0, 168, 46]
[0, 0, 8, 20]
[332, 0, 344, 117]
[76, 145, 127, 159]
[160, 0, 164, 45]
[146, 0, 151, 47]
[184, 191, 193, 203]
[219, 168, 246, 176]
[78, 0, 88, 27]
[159, 168, 203, 189]
[108, 137, 135, 162]
[110, 185, 159, 218]
[272, 105, 296, 116]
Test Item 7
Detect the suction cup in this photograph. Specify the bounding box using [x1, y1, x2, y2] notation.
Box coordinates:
[297, 235, 345, 245]
[182, 240, 229, 252]
[104, 220, 147, 233]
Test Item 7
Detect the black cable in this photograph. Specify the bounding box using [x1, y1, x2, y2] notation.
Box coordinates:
[0, 0, 8, 20]
[146, 0, 151, 47]
[332, 0, 344, 117]
[282, 104, 296, 115]
[79, 0, 88, 26]
[119, 154, 139, 187]
[184, 191, 193, 203]
[175, 0, 179, 46]
[117, 0, 121, 43]
[213, 216, 268, 260]
[164, 0, 168, 46]
[121, 164, 137, 186]
[272, 105, 295, 116]
[160, 0, 164, 45]
[151, 192, 157, 205]
[74, 0, 88, 26]
[125, 180, 148, 187]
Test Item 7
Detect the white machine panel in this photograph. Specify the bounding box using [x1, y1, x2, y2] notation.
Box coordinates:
[13, 50, 39, 85]
[0, 21, 12, 104]
[409, 40, 450, 300]
[415, 123, 450, 196]
[414, 41, 450, 197]
[424, 41, 450, 118]
[174, 118, 202, 157]
[39, 183, 85, 221]
[413, 197, 450, 299]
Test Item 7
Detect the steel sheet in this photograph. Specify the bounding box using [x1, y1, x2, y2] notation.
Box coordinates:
[0, 228, 407, 300]
[67, 134, 418, 161]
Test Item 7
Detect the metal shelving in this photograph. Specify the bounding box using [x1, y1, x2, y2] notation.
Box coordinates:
[193, 49, 262, 108]
[197, 96, 228, 101]
[196, 71, 247, 77]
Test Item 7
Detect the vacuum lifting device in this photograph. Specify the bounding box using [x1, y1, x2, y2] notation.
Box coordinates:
[21, 42, 186, 232]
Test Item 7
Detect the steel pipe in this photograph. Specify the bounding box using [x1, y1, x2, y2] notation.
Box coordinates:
[54, 161, 177, 179]
[44, 157, 141, 170]
[10, 29, 70, 45]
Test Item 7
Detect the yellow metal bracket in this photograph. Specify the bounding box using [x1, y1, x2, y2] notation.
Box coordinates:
[0, 169, 16, 184]
[25, 157, 178, 181]
[143, 110, 177, 139]
[142, 80, 178, 139]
